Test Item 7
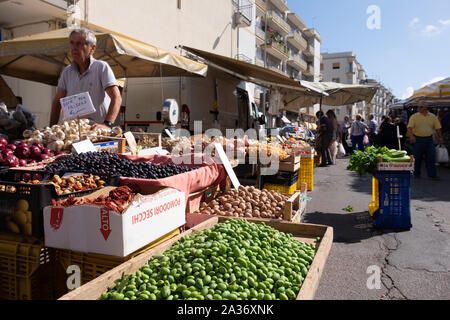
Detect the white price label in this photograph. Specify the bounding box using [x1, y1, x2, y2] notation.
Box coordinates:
[60, 92, 96, 121]
[72, 139, 97, 154]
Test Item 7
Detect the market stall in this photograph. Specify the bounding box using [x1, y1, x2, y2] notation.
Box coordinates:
[0, 30, 336, 302]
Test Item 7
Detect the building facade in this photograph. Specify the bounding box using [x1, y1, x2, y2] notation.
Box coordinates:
[320, 51, 368, 122]
[0, 0, 322, 130]
[362, 79, 396, 124]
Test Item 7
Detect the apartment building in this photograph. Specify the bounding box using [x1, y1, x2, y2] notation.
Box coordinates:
[362, 79, 396, 123]
[321, 52, 368, 121]
[250, 0, 322, 126]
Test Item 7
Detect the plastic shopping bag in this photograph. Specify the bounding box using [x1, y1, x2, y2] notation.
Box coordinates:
[363, 135, 369, 145]
[436, 145, 449, 163]
[337, 143, 346, 157]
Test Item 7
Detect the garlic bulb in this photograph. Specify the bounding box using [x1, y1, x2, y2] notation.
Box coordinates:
[111, 126, 123, 136]
[55, 130, 65, 141]
[64, 140, 73, 150]
[48, 140, 64, 152]
[23, 130, 33, 139]
[51, 125, 61, 131]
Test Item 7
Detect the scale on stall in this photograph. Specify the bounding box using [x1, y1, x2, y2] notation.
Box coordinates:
[161, 99, 179, 139]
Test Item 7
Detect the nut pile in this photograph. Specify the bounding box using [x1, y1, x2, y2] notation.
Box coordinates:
[198, 185, 290, 219]
[20, 174, 106, 195]
[51, 185, 135, 213]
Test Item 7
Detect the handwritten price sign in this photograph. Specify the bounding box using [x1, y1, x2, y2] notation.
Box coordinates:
[60, 92, 96, 120]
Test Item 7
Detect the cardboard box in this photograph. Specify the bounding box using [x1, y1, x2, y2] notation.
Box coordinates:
[43, 187, 186, 257]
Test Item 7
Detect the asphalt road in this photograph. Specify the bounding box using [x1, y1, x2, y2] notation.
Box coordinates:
[301, 157, 450, 300]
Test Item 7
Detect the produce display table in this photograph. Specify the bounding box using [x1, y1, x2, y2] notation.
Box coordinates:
[57, 217, 333, 300]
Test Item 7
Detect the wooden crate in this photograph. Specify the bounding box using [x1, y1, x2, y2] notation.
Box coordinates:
[279, 160, 300, 172]
[58, 217, 333, 300]
[132, 132, 162, 148]
[93, 137, 126, 154]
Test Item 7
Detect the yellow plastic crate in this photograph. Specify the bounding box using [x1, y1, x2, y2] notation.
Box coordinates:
[0, 234, 54, 300]
[298, 158, 314, 191]
[369, 176, 379, 216]
[54, 228, 181, 298]
[263, 182, 298, 195]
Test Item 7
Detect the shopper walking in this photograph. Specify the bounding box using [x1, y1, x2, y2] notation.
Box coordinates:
[367, 114, 378, 146]
[315, 111, 333, 167]
[341, 116, 351, 156]
[377, 116, 397, 150]
[407, 101, 443, 179]
[350, 114, 367, 152]
[326, 110, 339, 164]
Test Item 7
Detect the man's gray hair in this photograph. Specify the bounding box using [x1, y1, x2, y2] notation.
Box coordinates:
[69, 28, 97, 46]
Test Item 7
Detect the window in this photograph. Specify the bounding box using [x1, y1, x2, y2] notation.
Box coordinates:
[320, 63, 324, 71]
[332, 78, 340, 83]
[177, 0, 181, 9]
[332, 62, 340, 70]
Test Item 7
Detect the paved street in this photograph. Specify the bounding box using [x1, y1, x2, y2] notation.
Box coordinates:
[301, 158, 450, 300]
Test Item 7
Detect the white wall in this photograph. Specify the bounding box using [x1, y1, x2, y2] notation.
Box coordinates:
[3, 76, 56, 129]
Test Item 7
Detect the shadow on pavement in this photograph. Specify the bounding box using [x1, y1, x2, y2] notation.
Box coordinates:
[347, 166, 450, 203]
[302, 210, 411, 243]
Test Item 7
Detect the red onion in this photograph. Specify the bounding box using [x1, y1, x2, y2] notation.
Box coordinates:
[30, 145, 41, 159]
[7, 144, 16, 151]
[0, 143, 5, 151]
[19, 159, 28, 167]
[6, 155, 19, 167]
[39, 154, 50, 161]
[32, 142, 44, 150]
[42, 148, 52, 155]
[0, 138, 7, 146]
[15, 145, 31, 159]
[1, 149, 14, 159]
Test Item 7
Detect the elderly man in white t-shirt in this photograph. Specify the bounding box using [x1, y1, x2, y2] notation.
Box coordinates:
[50, 28, 122, 130]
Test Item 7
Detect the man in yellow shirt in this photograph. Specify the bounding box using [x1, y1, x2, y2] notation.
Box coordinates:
[407, 101, 443, 179]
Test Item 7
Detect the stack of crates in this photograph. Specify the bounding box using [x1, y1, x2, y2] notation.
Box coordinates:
[298, 155, 314, 191]
[0, 233, 56, 300]
[372, 171, 412, 230]
[263, 171, 298, 195]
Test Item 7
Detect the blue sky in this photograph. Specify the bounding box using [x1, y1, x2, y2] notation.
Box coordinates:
[288, 0, 450, 100]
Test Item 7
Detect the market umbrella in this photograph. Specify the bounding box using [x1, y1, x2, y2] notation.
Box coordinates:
[281, 81, 378, 111]
[0, 27, 208, 86]
[411, 77, 450, 100]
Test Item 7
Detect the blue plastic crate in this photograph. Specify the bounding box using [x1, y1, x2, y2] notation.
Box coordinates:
[372, 171, 412, 230]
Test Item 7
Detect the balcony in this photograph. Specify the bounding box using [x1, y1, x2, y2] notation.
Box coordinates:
[287, 53, 307, 71]
[255, 57, 265, 67]
[262, 10, 290, 36]
[262, 39, 289, 60]
[269, 65, 286, 76]
[236, 54, 253, 64]
[255, 0, 266, 17]
[255, 26, 266, 45]
[269, 0, 289, 13]
[306, 64, 315, 76]
[287, 12, 307, 30]
[302, 44, 315, 58]
[286, 30, 307, 51]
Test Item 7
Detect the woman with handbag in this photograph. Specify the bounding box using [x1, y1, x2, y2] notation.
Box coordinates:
[350, 114, 368, 152]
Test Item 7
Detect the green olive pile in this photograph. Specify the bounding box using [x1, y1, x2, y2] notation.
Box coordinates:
[99, 219, 317, 300]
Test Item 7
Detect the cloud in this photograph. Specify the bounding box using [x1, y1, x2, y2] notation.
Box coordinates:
[401, 87, 414, 100]
[409, 17, 420, 28]
[420, 18, 450, 36]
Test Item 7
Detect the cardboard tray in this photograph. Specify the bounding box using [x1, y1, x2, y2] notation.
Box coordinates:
[58, 216, 333, 300]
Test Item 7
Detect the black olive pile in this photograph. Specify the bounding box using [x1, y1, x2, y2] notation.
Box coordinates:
[45, 151, 198, 179]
